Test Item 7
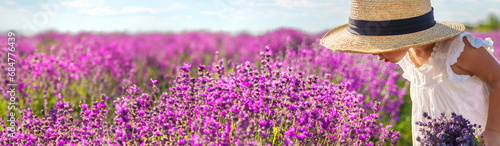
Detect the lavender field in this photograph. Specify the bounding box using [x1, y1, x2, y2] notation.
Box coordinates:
[0, 29, 498, 145]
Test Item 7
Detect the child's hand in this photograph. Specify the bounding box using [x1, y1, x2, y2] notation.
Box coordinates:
[480, 130, 500, 146]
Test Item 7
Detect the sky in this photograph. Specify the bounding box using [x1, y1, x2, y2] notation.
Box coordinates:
[1, 0, 500, 35]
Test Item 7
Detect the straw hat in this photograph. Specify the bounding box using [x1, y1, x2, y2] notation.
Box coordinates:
[320, 0, 465, 54]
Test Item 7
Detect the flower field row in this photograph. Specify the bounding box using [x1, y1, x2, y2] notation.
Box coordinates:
[1, 47, 400, 145]
[0, 29, 409, 123]
[0, 29, 498, 145]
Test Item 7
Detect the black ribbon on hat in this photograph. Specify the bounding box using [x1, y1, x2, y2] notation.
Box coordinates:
[347, 8, 436, 35]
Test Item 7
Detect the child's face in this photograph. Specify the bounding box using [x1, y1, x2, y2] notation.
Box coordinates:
[372, 48, 408, 64]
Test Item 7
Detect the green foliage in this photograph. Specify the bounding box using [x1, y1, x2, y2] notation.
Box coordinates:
[467, 14, 500, 31]
[394, 82, 412, 146]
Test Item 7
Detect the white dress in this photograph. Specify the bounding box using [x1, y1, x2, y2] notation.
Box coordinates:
[396, 32, 496, 144]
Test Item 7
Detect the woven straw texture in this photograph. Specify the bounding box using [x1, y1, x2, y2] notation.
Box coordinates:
[350, 0, 431, 21]
[320, 0, 465, 54]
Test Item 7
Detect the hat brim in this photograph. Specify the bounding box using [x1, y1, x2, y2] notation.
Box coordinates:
[320, 21, 465, 54]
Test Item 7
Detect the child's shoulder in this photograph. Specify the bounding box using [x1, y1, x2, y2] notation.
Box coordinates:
[435, 32, 494, 56]
[446, 31, 498, 82]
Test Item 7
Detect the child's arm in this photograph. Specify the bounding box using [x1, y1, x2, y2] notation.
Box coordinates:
[455, 37, 500, 144]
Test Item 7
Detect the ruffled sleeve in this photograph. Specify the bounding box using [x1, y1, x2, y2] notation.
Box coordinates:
[445, 32, 496, 82]
[396, 52, 412, 81]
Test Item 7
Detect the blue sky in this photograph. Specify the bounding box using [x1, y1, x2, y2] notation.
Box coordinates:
[1, 0, 500, 35]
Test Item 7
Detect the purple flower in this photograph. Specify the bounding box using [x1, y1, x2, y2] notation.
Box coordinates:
[417, 112, 482, 145]
[0, 29, 413, 145]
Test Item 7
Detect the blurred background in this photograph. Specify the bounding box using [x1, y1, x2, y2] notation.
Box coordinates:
[1, 0, 499, 35]
[1, 0, 499, 145]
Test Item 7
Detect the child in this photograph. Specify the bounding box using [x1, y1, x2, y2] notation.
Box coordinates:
[320, 0, 500, 145]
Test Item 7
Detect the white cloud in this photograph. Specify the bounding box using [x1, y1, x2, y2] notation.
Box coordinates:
[432, 0, 446, 7]
[462, 0, 479, 3]
[79, 7, 116, 16]
[267, 9, 309, 18]
[62, 0, 90, 8]
[209, 0, 275, 7]
[61, 0, 104, 8]
[0, 5, 32, 29]
[487, 0, 500, 2]
[62, 0, 116, 16]
[435, 0, 478, 2]
[166, 3, 189, 10]
[118, 3, 188, 14]
[275, 0, 332, 8]
[329, 6, 349, 14]
[200, 10, 232, 19]
[201, 8, 250, 20]
[438, 11, 472, 18]
[201, 10, 219, 16]
[488, 8, 500, 14]
[119, 6, 163, 14]
[5, 1, 17, 5]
